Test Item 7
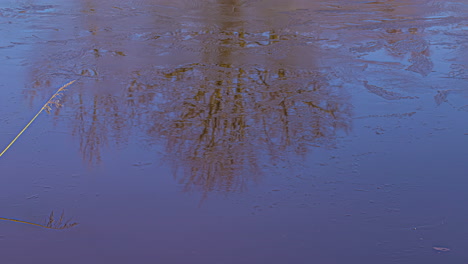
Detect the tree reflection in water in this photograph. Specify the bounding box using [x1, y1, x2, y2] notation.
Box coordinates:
[146, 65, 351, 194]
[24, 0, 352, 195]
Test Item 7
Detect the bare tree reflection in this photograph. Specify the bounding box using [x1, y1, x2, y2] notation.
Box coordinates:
[146, 65, 351, 194]
[24, 0, 352, 195]
[140, 0, 351, 194]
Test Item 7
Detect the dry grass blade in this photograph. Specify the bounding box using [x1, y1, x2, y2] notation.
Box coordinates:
[0, 80, 76, 158]
[0, 210, 78, 230]
[47, 211, 55, 227]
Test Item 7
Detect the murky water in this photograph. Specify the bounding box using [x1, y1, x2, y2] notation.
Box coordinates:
[1, 0, 467, 263]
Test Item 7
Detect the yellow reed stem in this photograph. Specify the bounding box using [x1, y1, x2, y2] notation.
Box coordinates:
[0, 217, 55, 229]
[0, 80, 76, 158]
[0, 216, 77, 230]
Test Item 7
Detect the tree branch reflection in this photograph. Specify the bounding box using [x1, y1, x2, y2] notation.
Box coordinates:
[146, 65, 351, 194]
[24, 0, 352, 195]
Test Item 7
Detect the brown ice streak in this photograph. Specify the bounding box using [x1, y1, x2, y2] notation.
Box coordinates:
[363, 81, 417, 100]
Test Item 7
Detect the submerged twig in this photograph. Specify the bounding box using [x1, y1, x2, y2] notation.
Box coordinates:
[0, 210, 78, 230]
[0, 80, 76, 158]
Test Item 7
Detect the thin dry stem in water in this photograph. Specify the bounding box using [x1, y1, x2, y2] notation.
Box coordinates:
[0, 210, 78, 230]
[0, 80, 76, 158]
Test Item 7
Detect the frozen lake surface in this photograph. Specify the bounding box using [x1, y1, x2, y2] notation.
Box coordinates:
[0, 0, 467, 263]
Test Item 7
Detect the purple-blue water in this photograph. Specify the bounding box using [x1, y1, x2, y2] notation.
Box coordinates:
[1, 0, 467, 263]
